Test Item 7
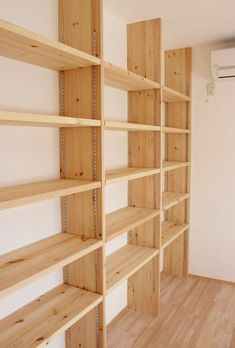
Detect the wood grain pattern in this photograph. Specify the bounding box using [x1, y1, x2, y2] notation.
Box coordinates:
[0, 284, 102, 348]
[0, 233, 102, 298]
[0, 179, 100, 210]
[0, 110, 101, 127]
[107, 273, 235, 348]
[164, 48, 191, 277]
[127, 18, 162, 316]
[163, 126, 190, 134]
[105, 120, 160, 132]
[0, 19, 100, 70]
[106, 245, 159, 294]
[106, 206, 160, 242]
[106, 167, 160, 185]
[104, 62, 160, 91]
[163, 86, 190, 102]
[163, 161, 190, 172]
[161, 221, 189, 249]
[162, 191, 189, 211]
[59, 1, 105, 346]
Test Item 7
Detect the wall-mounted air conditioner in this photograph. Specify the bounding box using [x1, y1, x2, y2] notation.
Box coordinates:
[211, 48, 235, 80]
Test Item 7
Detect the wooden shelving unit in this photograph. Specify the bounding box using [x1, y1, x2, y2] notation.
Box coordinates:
[106, 245, 159, 294]
[0, 179, 101, 210]
[0, 233, 102, 298]
[104, 62, 160, 91]
[0, 284, 102, 348]
[163, 126, 190, 134]
[0, 3, 191, 347]
[162, 191, 190, 211]
[0, 18, 100, 70]
[106, 167, 160, 184]
[0, 110, 101, 127]
[161, 221, 189, 249]
[105, 120, 160, 132]
[0, 1, 106, 347]
[106, 206, 160, 242]
[163, 161, 190, 172]
[163, 86, 190, 102]
[162, 48, 191, 276]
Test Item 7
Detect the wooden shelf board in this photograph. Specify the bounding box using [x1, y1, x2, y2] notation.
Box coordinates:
[0, 233, 102, 298]
[104, 62, 161, 91]
[105, 120, 160, 132]
[162, 192, 190, 211]
[106, 245, 159, 294]
[106, 206, 160, 242]
[163, 161, 190, 172]
[106, 167, 160, 185]
[0, 19, 100, 70]
[0, 284, 102, 348]
[161, 221, 189, 249]
[0, 179, 101, 210]
[0, 110, 101, 128]
[163, 126, 190, 134]
[163, 86, 190, 102]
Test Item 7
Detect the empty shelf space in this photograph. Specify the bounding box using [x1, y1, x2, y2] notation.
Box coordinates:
[163, 86, 190, 102]
[0, 179, 101, 210]
[105, 120, 160, 132]
[106, 167, 160, 185]
[106, 245, 159, 294]
[161, 221, 189, 249]
[104, 62, 160, 91]
[163, 161, 190, 172]
[163, 126, 190, 134]
[106, 206, 160, 242]
[162, 192, 190, 211]
[0, 19, 100, 70]
[0, 110, 101, 128]
[0, 283, 102, 348]
[0, 233, 102, 298]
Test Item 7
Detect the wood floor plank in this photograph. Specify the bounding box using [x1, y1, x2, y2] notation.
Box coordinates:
[230, 329, 235, 348]
[194, 283, 235, 348]
[107, 274, 235, 348]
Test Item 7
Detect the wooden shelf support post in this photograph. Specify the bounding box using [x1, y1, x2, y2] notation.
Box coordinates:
[59, 1, 106, 347]
[163, 48, 192, 276]
[127, 19, 162, 316]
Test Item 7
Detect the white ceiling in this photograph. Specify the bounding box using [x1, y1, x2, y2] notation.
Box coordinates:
[104, 0, 235, 49]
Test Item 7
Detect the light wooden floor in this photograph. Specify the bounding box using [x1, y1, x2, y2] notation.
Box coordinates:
[107, 273, 235, 348]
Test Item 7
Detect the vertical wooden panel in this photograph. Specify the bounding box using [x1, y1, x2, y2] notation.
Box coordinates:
[59, 1, 105, 347]
[127, 19, 161, 316]
[59, 0, 102, 58]
[164, 48, 191, 277]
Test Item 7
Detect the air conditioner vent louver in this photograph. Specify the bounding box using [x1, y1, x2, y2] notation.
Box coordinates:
[211, 48, 235, 81]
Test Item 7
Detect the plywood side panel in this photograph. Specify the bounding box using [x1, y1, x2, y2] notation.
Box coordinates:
[127, 19, 162, 315]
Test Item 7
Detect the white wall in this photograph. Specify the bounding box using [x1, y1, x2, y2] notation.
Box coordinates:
[190, 42, 235, 283]
[103, 9, 129, 324]
[0, 1, 65, 346]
